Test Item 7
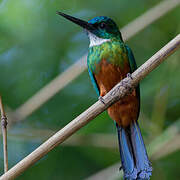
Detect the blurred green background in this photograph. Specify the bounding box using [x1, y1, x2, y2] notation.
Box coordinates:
[0, 0, 180, 179]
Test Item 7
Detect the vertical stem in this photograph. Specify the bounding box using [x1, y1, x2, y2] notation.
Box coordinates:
[0, 96, 8, 172]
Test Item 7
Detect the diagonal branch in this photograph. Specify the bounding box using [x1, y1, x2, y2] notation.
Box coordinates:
[0, 34, 179, 180]
[12, 0, 180, 122]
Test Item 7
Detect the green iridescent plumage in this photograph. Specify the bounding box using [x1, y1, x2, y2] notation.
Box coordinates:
[88, 41, 128, 73]
[88, 16, 123, 40]
[87, 40, 139, 98]
[87, 40, 130, 95]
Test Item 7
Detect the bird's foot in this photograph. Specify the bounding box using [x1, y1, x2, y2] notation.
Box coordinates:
[121, 79, 133, 92]
[98, 96, 105, 105]
[120, 73, 134, 94]
[127, 73, 133, 80]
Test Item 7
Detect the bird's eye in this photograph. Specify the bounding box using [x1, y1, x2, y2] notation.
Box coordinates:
[100, 22, 106, 29]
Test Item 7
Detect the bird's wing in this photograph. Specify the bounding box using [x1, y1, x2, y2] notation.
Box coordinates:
[125, 45, 137, 72]
[125, 45, 140, 115]
[87, 65, 100, 96]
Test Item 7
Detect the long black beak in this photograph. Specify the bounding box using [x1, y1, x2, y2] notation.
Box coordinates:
[56, 11, 95, 31]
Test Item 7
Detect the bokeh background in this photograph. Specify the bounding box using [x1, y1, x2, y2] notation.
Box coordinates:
[0, 0, 180, 179]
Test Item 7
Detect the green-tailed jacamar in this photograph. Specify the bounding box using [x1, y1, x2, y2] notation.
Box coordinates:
[57, 12, 152, 180]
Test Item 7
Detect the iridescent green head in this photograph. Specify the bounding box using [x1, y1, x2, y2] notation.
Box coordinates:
[57, 12, 123, 46]
[87, 16, 122, 40]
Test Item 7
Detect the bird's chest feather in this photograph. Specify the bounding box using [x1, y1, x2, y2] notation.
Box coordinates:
[88, 41, 130, 94]
[94, 59, 130, 94]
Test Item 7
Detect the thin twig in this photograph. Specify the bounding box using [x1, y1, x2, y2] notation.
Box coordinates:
[86, 120, 180, 180]
[0, 34, 179, 180]
[13, 0, 180, 122]
[0, 96, 8, 173]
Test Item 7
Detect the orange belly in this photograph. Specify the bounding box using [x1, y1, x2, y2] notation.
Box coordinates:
[94, 59, 139, 127]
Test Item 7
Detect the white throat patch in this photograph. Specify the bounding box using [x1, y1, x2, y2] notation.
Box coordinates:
[88, 32, 110, 47]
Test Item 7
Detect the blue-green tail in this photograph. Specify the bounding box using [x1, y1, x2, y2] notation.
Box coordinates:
[116, 122, 152, 180]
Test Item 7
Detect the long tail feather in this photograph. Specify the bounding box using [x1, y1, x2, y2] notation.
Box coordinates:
[116, 124, 138, 179]
[130, 121, 152, 179]
[116, 122, 152, 180]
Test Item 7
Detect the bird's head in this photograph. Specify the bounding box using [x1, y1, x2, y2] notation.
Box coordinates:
[57, 12, 123, 47]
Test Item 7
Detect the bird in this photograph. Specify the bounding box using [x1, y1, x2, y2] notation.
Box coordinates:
[57, 12, 152, 180]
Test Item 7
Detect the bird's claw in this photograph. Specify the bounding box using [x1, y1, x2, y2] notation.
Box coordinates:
[127, 73, 133, 80]
[98, 96, 106, 105]
[120, 73, 134, 93]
